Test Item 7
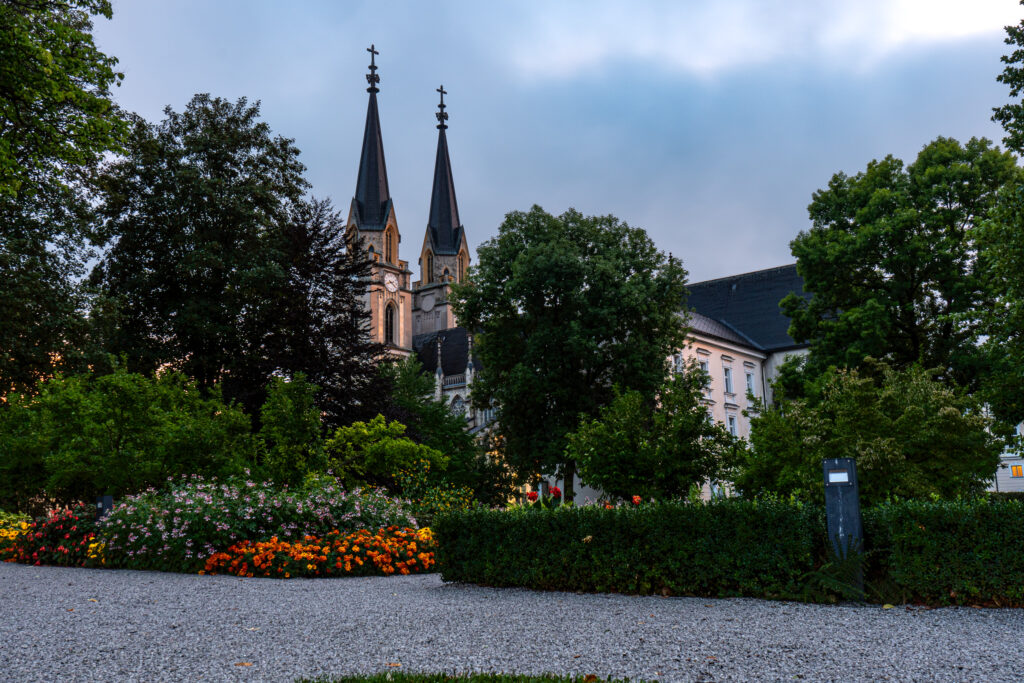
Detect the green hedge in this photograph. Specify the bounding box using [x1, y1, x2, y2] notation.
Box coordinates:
[865, 498, 1024, 606]
[434, 499, 821, 598]
[436, 498, 1024, 606]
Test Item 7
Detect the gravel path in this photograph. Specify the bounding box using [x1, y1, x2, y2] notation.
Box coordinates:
[1, 562, 1021, 682]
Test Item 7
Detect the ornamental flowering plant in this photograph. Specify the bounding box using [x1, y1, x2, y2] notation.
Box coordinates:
[8, 504, 101, 567]
[202, 526, 435, 578]
[101, 474, 417, 572]
[0, 511, 30, 561]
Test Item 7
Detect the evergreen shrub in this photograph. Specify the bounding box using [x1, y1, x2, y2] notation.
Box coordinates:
[436, 498, 1024, 605]
[434, 499, 820, 597]
[864, 498, 1024, 606]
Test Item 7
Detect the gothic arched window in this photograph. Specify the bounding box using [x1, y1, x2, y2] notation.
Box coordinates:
[385, 303, 396, 345]
[451, 395, 466, 416]
[442, 267, 450, 282]
[458, 252, 466, 282]
[426, 251, 434, 283]
[385, 227, 395, 264]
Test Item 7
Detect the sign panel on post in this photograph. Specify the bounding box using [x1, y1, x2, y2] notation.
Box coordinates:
[822, 458, 863, 560]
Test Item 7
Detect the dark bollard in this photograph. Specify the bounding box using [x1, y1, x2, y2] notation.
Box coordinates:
[95, 495, 114, 521]
[823, 458, 863, 557]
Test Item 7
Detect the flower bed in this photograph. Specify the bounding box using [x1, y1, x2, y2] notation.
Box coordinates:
[101, 475, 417, 572]
[0, 512, 30, 562]
[203, 527, 435, 578]
[4, 504, 102, 567]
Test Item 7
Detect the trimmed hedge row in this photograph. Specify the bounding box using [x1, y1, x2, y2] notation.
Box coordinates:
[864, 499, 1024, 606]
[434, 499, 821, 598]
[435, 498, 1024, 606]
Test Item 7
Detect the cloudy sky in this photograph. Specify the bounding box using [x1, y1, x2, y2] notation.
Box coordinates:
[94, 0, 1020, 282]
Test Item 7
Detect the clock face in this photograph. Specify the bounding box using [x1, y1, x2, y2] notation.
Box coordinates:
[384, 272, 398, 292]
[421, 293, 435, 312]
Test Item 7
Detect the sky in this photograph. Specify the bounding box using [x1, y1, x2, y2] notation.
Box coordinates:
[93, 0, 1021, 283]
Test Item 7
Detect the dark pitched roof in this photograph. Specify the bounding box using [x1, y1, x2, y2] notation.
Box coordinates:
[352, 90, 391, 230]
[412, 326, 479, 376]
[426, 125, 464, 256]
[687, 264, 810, 352]
[687, 311, 755, 348]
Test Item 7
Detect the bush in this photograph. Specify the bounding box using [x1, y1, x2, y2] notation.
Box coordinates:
[395, 460, 476, 527]
[0, 367, 256, 510]
[9, 504, 102, 567]
[864, 498, 1024, 606]
[101, 474, 417, 572]
[202, 527, 435, 578]
[434, 499, 820, 597]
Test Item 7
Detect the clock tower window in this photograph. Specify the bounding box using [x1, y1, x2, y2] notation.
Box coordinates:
[385, 227, 395, 264]
[385, 303, 396, 345]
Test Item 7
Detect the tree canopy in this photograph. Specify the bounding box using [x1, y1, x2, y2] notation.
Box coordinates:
[783, 137, 1020, 392]
[566, 363, 739, 501]
[0, 0, 127, 393]
[452, 205, 688, 500]
[734, 361, 1003, 506]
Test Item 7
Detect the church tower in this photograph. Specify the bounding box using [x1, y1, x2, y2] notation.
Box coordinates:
[413, 85, 471, 336]
[346, 45, 413, 356]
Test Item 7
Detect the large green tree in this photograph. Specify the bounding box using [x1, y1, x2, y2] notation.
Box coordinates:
[993, 1, 1024, 156]
[734, 362, 1003, 506]
[0, 0, 127, 392]
[566, 363, 739, 501]
[92, 95, 306, 401]
[452, 206, 689, 501]
[782, 137, 1020, 392]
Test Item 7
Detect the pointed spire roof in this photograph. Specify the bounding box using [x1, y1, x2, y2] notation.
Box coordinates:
[353, 44, 391, 230]
[426, 85, 464, 255]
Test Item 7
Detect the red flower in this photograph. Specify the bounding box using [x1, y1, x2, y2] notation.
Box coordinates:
[526, 491, 538, 502]
[632, 495, 642, 505]
[550, 487, 562, 499]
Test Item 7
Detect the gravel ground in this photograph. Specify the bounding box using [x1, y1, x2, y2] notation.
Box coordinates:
[1, 562, 1021, 682]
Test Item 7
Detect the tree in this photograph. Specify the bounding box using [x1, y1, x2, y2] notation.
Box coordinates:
[91, 95, 307, 408]
[783, 137, 1020, 393]
[380, 357, 514, 506]
[566, 363, 739, 501]
[258, 373, 326, 487]
[452, 206, 689, 501]
[264, 197, 385, 428]
[993, 2, 1024, 155]
[733, 361, 1003, 506]
[0, 0, 127, 393]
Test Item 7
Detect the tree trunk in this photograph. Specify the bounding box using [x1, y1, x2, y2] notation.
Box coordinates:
[563, 459, 576, 504]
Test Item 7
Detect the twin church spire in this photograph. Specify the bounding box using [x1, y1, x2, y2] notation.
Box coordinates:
[347, 45, 470, 349]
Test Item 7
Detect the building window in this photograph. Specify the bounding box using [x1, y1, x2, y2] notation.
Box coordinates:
[443, 267, 451, 281]
[385, 303, 396, 345]
[385, 227, 395, 264]
[746, 372, 755, 395]
[723, 367, 734, 394]
[426, 252, 434, 283]
[727, 415, 737, 436]
[458, 252, 466, 282]
[451, 395, 466, 416]
[1012, 465, 1023, 478]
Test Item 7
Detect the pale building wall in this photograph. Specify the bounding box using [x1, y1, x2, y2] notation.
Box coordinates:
[678, 334, 767, 441]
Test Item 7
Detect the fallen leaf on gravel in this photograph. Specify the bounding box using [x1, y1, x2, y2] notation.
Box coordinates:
[387, 662, 402, 667]
[235, 662, 253, 667]
[66, 609, 74, 612]
[246, 627, 259, 631]
[88, 599, 98, 602]
[573, 654, 581, 659]
[883, 604, 895, 609]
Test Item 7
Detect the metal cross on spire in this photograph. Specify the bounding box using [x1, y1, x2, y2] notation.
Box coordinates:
[366, 44, 380, 93]
[435, 84, 448, 129]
